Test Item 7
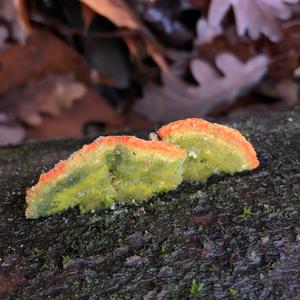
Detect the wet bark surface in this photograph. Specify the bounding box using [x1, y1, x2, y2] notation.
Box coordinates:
[0, 110, 299, 299]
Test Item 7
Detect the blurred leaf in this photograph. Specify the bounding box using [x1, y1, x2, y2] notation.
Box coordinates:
[195, 18, 222, 45]
[262, 23, 300, 79]
[80, 0, 170, 73]
[80, 2, 96, 31]
[208, 0, 299, 42]
[0, 27, 9, 50]
[25, 88, 123, 139]
[0, 74, 87, 127]
[135, 53, 269, 122]
[250, 19, 300, 103]
[276, 79, 299, 106]
[80, 0, 143, 30]
[196, 35, 256, 65]
[0, 125, 25, 146]
[15, 0, 32, 33]
[0, 30, 93, 95]
[188, 0, 210, 10]
[0, 73, 124, 141]
[0, 0, 31, 46]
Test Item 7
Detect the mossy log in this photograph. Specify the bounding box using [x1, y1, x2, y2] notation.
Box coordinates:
[0, 110, 299, 299]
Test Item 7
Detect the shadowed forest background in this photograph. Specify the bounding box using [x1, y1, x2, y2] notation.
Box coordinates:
[0, 0, 299, 145]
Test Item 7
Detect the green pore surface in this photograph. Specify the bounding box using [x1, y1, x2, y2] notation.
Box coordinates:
[27, 143, 185, 218]
[27, 152, 116, 218]
[105, 145, 184, 202]
[164, 132, 250, 182]
[28, 169, 87, 217]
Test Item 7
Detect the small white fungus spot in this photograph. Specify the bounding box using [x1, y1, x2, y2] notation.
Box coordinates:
[188, 151, 198, 159]
[149, 132, 159, 141]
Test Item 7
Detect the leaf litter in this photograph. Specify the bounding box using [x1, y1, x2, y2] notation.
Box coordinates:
[135, 53, 269, 122]
[208, 0, 299, 42]
[0, 0, 300, 145]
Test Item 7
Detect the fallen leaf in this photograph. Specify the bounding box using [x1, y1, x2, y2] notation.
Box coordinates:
[208, 0, 299, 42]
[134, 53, 269, 122]
[0, 27, 9, 50]
[249, 20, 300, 104]
[0, 124, 25, 146]
[80, 0, 142, 30]
[195, 18, 223, 45]
[0, 29, 91, 95]
[163, 49, 190, 77]
[0, 74, 87, 127]
[276, 79, 299, 106]
[195, 35, 256, 66]
[188, 0, 210, 10]
[25, 88, 123, 140]
[0, 0, 31, 45]
[81, 2, 96, 31]
[260, 23, 300, 79]
[80, 0, 170, 73]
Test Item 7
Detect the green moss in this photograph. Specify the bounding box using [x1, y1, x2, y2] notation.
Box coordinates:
[229, 288, 238, 298]
[239, 207, 254, 218]
[163, 132, 250, 182]
[190, 278, 203, 296]
[160, 244, 167, 256]
[62, 255, 71, 265]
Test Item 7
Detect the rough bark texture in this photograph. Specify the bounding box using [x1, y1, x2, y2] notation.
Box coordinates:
[0, 110, 299, 299]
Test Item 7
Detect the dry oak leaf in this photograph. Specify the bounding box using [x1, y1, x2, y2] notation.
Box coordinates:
[0, 124, 25, 146]
[276, 79, 299, 106]
[81, 2, 96, 31]
[80, 0, 142, 30]
[0, 29, 91, 95]
[25, 89, 123, 140]
[0, 74, 87, 127]
[208, 0, 299, 42]
[0, 0, 31, 46]
[134, 53, 269, 122]
[262, 23, 300, 80]
[196, 35, 257, 67]
[195, 18, 223, 45]
[80, 0, 170, 73]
